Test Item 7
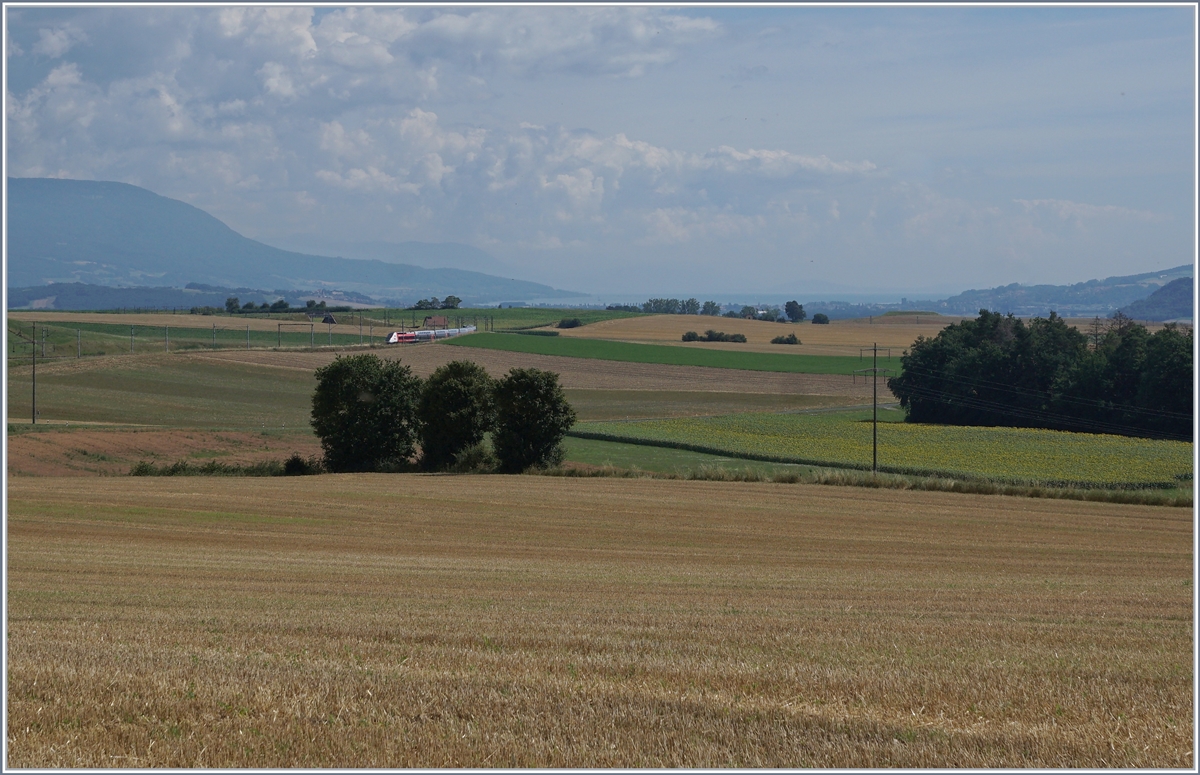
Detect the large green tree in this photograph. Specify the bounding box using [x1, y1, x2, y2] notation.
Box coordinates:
[311, 354, 423, 472]
[418, 360, 495, 471]
[492, 368, 576, 473]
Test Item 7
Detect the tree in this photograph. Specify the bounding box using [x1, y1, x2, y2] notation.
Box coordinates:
[441, 295, 462, 309]
[241, 301, 257, 311]
[681, 298, 701, 315]
[306, 299, 318, 309]
[225, 297, 240, 314]
[492, 368, 576, 473]
[812, 313, 830, 324]
[311, 354, 423, 472]
[785, 300, 806, 322]
[739, 305, 757, 319]
[701, 301, 721, 316]
[418, 361, 495, 471]
[270, 299, 289, 312]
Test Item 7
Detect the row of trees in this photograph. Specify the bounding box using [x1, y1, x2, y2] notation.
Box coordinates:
[887, 311, 1192, 440]
[224, 297, 332, 313]
[409, 295, 462, 310]
[311, 355, 576, 473]
[610, 299, 809, 322]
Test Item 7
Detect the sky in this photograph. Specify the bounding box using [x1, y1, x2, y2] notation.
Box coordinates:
[4, 5, 1196, 299]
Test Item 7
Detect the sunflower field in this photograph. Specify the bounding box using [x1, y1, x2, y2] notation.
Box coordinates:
[570, 409, 1193, 488]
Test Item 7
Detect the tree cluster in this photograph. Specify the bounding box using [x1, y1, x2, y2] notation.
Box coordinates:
[682, 330, 747, 343]
[886, 310, 1192, 440]
[770, 332, 800, 345]
[225, 296, 290, 313]
[311, 355, 576, 474]
[408, 295, 462, 311]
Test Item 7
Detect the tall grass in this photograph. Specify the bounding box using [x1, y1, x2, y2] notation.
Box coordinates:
[543, 463, 1193, 507]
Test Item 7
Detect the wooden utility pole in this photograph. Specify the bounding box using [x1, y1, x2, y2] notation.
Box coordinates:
[854, 343, 894, 473]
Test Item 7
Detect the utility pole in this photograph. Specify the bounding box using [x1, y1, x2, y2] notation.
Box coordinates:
[130, 325, 135, 354]
[77, 329, 81, 358]
[854, 343, 894, 473]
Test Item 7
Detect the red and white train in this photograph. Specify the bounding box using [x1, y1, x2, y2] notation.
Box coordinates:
[386, 325, 476, 344]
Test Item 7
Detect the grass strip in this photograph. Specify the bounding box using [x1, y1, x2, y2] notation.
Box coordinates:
[541, 463, 1193, 507]
[444, 332, 869, 374]
[130, 455, 321, 477]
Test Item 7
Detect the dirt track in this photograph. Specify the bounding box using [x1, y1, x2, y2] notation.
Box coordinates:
[188, 344, 889, 398]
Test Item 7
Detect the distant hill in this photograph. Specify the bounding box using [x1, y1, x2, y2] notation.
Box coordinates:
[931, 265, 1193, 317]
[1116, 277, 1193, 322]
[6, 177, 581, 306]
[258, 236, 510, 275]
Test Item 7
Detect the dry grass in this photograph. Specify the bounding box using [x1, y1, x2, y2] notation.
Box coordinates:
[7, 475, 1192, 768]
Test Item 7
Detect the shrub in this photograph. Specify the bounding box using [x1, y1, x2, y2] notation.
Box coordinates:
[515, 330, 559, 336]
[682, 331, 700, 342]
[771, 332, 800, 345]
[311, 354, 423, 472]
[283, 453, 322, 476]
[492, 368, 576, 473]
[557, 318, 583, 329]
[418, 361, 495, 471]
[728, 333, 747, 343]
[812, 313, 830, 324]
[447, 442, 498, 474]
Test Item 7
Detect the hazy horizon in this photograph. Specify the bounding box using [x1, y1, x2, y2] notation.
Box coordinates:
[5, 5, 1195, 297]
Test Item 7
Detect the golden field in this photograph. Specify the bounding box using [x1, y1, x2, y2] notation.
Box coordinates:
[553, 313, 965, 355]
[7, 475, 1192, 768]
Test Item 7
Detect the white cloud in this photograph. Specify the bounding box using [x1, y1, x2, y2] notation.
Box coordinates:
[32, 25, 86, 58]
[1014, 198, 1164, 223]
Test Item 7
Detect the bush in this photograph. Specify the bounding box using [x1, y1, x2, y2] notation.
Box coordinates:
[728, 333, 747, 343]
[771, 332, 800, 345]
[418, 361, 495, 471]
[311, 354, 423, 472]
[283, 453, 322, 476]
[682, 331, 700, 342]
[515, 329, 560, 336]
[447, 442, 498, 474]
[812, 313, 830, 324]
[492, 368, 576, 473]
[557, 318, 583, 329]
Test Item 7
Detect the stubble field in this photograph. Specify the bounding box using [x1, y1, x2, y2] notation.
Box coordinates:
[7, 475, 1193, 768]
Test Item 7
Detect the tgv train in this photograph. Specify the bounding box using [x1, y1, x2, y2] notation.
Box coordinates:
[386, 325, 476, 344]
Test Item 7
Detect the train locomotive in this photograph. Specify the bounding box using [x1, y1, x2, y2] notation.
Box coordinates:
[386, 325, 476, 344]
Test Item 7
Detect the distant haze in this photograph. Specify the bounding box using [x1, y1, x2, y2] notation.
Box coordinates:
[5, 6, 1194, 297]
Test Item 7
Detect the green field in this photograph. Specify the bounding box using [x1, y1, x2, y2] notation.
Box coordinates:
[562, 436, 817, 476]
[446, 332, 870, 374]
[7, 357, 316, 429]
[6, 319, 383, 362]
[572, 409, 1194, 488]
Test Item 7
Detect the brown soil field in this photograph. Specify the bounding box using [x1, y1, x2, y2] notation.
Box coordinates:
[6, 428, 321, 476]
[190, 345, 885, 397]
[7, 475, 1192, 768]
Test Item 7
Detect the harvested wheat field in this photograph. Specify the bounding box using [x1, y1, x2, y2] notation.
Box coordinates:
[7, 475, 1192, 768]
[554, 313, 966, 355]
[192, 346, 884, 398]
[8, 310, 404, 339]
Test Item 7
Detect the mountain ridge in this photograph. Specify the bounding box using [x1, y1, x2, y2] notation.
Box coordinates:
[6, 177, 581, 305]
